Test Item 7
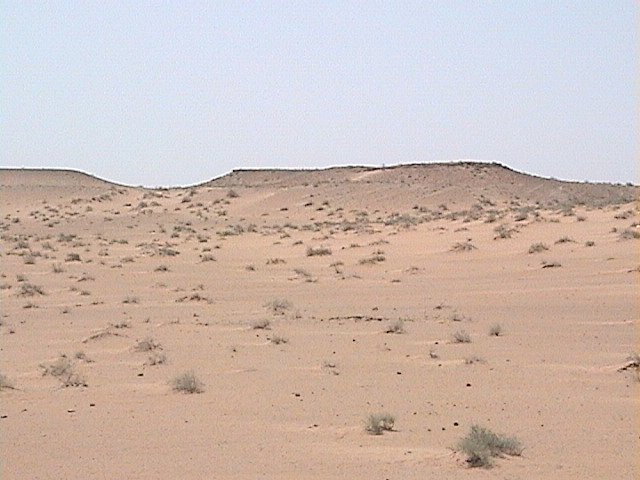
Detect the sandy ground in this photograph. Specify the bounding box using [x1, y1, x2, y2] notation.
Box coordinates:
[1, 165, 638, 479]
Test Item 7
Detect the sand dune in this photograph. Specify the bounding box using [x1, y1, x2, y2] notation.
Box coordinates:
[1, 163, 638, 479]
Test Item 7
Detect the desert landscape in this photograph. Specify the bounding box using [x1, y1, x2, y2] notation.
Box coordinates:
[1, 161, 638, 479]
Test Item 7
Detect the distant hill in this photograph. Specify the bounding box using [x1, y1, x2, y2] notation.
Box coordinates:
[203, 162, 637, 209]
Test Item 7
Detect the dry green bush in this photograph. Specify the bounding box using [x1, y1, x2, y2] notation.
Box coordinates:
[451, 241, 477, 252]
[251, 319, 271, 330]
[385, 320, 406, 334]
[146, 352, 167, 366]
[40, 354, 87, 387]
[555, 236, 575, 244]
[528, 242, 549, 254]
[365, 413, 395, 435]
[493, 224, 514, 239]
[65, 253, 81, 262]
[619, 228, 640, 240]
[359, 250, 386, 265]
[18, 283, 45, 297]
[488, 323, 503, 336]
[134, 337, 161, 352]
[171, 371, 204, 393]
[306, 246, 332, 256]
[0, 372, 16, 391]
[265, 299, 292, 315]
[452, 330, 472, 343]
[457, 424, 523, 468]
[270, 335, 288, 345]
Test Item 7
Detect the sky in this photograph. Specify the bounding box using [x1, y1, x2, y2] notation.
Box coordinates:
[1, 2, 637, 187]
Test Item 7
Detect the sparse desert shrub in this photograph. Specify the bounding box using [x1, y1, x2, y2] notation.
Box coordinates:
[227, 189, 239, 198]
[74, 351, 93, 362]
[464, 355, 486, 365]
[111, 320, 131, 329]
[450, 311, 470, 322]
[555, 236, 575, 244]
[614, 210, 633, 220]
[52, 263, 65, 273]
[619, 228, 640, 240]
[306, 246, 332, 257]
[266, 258, 286, 265]
[23, 254, 36, 265]
[452, 330, 472, 343]
[251, 319, 271, 330]
[158, 246, 179, 256]
[457, 424, 523, 468]
[65, 253, 81, 262]
[155, 264, 170, 272]
[488, 323, 503, 336]
[385, 320, 405, 334]
[40, 355, 87, 387]
[134, 337, 161, 352]
[365, 413, 395, 435]
[0, 372, 16, 391]
[493, 224, 514, 239]
[585, 240, 595, 247]
[451, 241, 476, 252]
[146, 352, 167, 366]
[270, 335, 288, 345]
[618, 353, 640, 381]
[541, 260, 562, 268]
[122, 296, 139, 304]
[528, 242, 549, 254]
[265, 299, 292, 315]
[18, 282, 45, 297]
[359, 250, 386, 265]
[171, 371, 204, 393]
[200, 254, 216, 262]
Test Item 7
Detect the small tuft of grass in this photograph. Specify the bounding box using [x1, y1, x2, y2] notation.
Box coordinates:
[171, 371, 204, 393]
[365, 413, 396, 435]
[457, 424, 523, 468]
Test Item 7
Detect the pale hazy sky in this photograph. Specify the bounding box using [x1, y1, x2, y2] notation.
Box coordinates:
[1, 2, 637, 186]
